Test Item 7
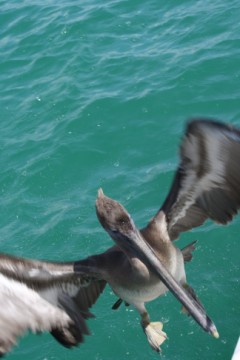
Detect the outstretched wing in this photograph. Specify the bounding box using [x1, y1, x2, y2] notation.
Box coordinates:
[0, 253, 106, 355]
[158, 119, 240, 240]
[0, 272, 77, 356]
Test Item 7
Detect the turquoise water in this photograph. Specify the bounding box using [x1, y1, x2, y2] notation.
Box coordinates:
[1, 1, 240, 359]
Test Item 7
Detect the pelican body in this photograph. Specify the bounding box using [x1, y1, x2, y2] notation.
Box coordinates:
[0, 119, 240, 355]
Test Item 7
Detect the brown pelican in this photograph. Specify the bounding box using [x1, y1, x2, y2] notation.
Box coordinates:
[0, 119, 239, 356]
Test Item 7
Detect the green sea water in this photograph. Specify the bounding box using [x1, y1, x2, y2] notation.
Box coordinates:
[0, 1, 240, 359]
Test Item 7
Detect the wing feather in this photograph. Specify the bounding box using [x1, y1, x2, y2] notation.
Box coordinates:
[0, 273, 73, 355]
[0, 253, 106, 355]
[159, 119, 240, 240]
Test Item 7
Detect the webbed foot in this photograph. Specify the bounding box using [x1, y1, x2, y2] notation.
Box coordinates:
[144, 321, 167, 352]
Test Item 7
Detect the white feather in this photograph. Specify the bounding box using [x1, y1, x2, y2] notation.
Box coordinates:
[0, 273, 71, 351]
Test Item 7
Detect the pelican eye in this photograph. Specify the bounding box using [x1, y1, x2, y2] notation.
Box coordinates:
[117, 216, 129, 225]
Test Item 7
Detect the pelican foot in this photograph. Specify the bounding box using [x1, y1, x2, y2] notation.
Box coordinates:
[144, 322, 167, 352]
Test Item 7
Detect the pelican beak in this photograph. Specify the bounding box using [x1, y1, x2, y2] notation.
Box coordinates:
[96, 189, 219, 339]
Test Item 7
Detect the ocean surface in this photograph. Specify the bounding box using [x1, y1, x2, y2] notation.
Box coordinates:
[0, 1, 240, 359]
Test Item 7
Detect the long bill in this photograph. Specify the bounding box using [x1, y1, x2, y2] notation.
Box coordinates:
[111, 227, 219, 338]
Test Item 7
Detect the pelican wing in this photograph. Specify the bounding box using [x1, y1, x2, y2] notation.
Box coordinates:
[0, 253, 106, 355]
[159, 119, 240, 240]
[0, 272, 75, 356]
